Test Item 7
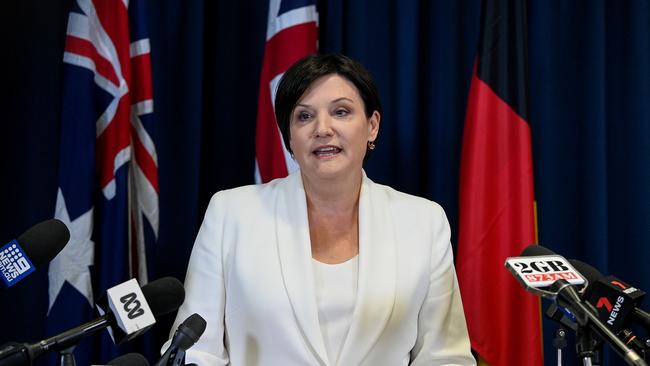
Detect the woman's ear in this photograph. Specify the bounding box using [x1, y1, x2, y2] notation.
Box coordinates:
[368, 111, 380, 140]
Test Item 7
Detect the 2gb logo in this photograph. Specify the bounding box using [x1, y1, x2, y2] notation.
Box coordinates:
[120, 292, 145, 319]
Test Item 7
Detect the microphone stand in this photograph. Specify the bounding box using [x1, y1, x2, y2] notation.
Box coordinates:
[552, 280, 646, 366]
[575, 326, 601, 366]
[553, 327, 567, 366]
[59, 346, 76, 366]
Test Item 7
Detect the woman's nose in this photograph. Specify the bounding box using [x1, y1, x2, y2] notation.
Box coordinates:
[313, 115, 334, 138]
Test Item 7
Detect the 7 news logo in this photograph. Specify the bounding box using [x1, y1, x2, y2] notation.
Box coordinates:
[0, 240, 34, 286]
[588, 276, 645, 332]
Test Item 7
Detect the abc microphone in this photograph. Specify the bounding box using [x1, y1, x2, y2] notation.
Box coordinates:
[96, 277, 185, 345]
[0, 219, 69, 289]
[0, 277, 185, 366]
[156, 313, 206, 366]
[506, 245, 647, 366]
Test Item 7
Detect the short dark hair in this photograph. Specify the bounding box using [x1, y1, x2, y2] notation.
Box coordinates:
[274, 53, 382, 155]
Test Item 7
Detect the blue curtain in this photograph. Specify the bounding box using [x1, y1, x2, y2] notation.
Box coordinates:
[1, 0, 648, 365]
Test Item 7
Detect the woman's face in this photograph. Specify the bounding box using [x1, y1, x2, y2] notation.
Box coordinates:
[289, 74, 380, 182]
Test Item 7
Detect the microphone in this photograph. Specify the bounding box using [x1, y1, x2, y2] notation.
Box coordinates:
[96, 277, 185, 344]
[0, 219, 69, 288]
[0, 277, 184, 366]
[569, 259, 650, 359]
[105, 353, 150, 366]
[156, 313, 206, 366]
[571, 260, 650, 333]
[506, 245, 647, 366]
[96, 277, 177, 344]
[505, 244, 587, 301]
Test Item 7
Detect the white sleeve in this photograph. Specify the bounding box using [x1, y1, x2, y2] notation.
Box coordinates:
[410, 207, 476, 366]
[163, 192, 230, 365]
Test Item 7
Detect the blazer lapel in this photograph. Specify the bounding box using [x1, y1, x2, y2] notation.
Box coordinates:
[275, 171, 329, 366]
[337, 173, 397, 366]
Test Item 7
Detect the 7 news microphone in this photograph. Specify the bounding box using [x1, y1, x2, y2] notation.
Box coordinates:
[0, 277, 185, 366]
[570, 260, 650, 358]
[0, 219, 70, 289]
[506, 245, 647, 366]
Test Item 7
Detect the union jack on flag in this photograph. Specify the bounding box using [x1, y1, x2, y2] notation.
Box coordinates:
[48, 0, 158, 362]
[255, 0, 319, 183]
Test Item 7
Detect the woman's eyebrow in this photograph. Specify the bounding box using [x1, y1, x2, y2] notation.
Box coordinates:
[295, 97, 354, 109]
[331, 97, 354, 103]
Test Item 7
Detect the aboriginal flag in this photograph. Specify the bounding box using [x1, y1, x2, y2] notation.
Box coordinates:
[456, 1, 543, 365]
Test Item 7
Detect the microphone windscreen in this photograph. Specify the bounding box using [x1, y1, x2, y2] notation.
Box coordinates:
[569, 259, 604, 283]
[141, 277, 185, 316]
[178, 313, 207, 349]
[17, 219, 70, 267]
[107, 352, 150, 366]
[519, 244, 556, 257]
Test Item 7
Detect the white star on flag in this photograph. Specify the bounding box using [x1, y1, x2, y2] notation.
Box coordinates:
[48, 188, 95, 313]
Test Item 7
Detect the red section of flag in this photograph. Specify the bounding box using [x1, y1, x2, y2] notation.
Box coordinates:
[255, 17, 318, 183]
[97, 92, 131, 189]
[93, 0, 131, 82]
[131, 53, 154, 101]
[457, 74, 543, 365]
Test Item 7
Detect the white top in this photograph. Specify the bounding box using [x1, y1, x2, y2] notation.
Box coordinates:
[312, 256, 359, 366]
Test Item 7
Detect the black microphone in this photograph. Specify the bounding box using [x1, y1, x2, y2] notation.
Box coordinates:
[96, 277, 187, 345]
[105, 353, 150, 366]
[0, 219, 69, 288]
[571, 260, 650, 333]
[506, 245, 647, 366]
[0, 277, 185, 366]
[156, 313, 206, 366]
[570, 259, 650, 359]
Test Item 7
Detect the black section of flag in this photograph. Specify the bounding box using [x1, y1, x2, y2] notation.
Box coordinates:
[476, 0, 529, 121]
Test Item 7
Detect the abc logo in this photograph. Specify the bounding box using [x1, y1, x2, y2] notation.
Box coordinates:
[120, 292, 146, 319]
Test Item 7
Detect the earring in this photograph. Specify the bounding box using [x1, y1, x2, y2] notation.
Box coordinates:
[368, 141, 376, 150]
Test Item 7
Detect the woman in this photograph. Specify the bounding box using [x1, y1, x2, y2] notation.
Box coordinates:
[168, 54, 475, 365]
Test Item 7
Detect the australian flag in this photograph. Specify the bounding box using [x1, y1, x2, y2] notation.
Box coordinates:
[254, 0, 318, 183]
[48, 0, 158, 363]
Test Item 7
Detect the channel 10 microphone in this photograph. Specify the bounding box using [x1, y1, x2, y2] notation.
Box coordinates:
[0, 219, 69, 289]
[506, 245, 647, 366]
[156, 313, 206, 366]
[0, 277, 185, 366]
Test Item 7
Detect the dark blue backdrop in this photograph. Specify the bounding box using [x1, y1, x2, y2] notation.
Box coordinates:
[1, 0, 648, 365]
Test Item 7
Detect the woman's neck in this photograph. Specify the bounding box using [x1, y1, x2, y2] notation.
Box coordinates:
[301, 170, 362, 216]
[302, 170, 362, 263]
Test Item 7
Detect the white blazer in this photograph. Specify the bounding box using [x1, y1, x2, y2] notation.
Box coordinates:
[169, 170, 475, 366]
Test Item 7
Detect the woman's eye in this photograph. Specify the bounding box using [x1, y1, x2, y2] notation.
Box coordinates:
[335, 109, 349, 117]
[297, 112, 312, 121]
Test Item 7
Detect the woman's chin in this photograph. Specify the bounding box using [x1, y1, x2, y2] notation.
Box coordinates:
[303, 162, 362, 182]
